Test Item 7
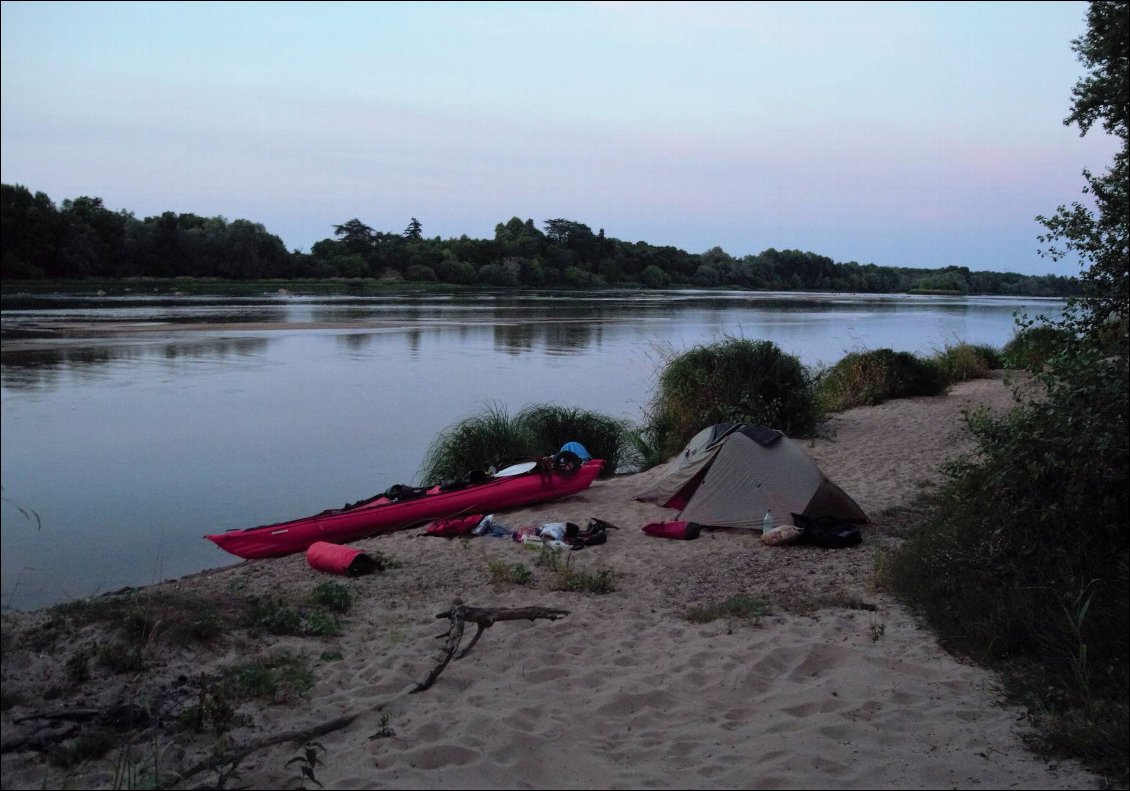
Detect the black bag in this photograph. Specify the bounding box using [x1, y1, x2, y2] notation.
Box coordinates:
[791, 513, 863, 548]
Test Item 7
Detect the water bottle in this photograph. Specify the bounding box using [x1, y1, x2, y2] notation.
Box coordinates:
[762, 510, 773, 532]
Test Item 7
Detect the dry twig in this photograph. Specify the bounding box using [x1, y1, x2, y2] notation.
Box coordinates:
[412, 599, 570, 693]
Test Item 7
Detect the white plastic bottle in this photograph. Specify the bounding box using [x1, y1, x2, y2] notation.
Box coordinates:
[762, 510, 773, 532]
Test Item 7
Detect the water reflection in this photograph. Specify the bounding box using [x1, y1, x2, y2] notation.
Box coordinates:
[1, 336, 270, 391]
[2, 290, 1059, 394]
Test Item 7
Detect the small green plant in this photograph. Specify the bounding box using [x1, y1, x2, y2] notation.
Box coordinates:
[244, 595, 307, 635]
[286, 741, 325, 789]
[534, 545, 566, 571]
[310, 582, 352, 613]
[217, 652, 315, 704]
[1061, 582, 1097, 699]
[369, 712, 395, 740]
[486, 558, 534, 586]
[65, 646, 93, 684]
[686, 595, 768, 624]
[302, 610, 343, 637]
[108, 733, 168, 791]
[556, 565, 616, 594]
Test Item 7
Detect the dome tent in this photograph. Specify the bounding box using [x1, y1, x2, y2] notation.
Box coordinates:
[635, 424, 868, 531]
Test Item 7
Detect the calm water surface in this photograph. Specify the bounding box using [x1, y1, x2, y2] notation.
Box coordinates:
[1, 289, 1061, 610]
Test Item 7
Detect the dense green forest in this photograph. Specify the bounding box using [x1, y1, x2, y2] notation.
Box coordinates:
[0, 183, 1079, 296]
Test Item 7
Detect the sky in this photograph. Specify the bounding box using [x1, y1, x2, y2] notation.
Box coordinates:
[0, 1, 1120, 276]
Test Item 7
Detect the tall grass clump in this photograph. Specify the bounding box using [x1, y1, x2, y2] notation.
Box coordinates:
[515, 404, 632, 475]
[930, 342, 1002, 382]
[420, 403, 533, 484]
[420, 402, 632, 482]
[639, 337, 821, 462]
[816, 349, 946, 413]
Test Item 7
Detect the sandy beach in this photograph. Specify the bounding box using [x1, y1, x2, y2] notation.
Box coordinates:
[0, 373, 1099, 789]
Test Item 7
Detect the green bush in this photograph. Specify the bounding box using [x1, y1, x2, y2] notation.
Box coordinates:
[930, 342, 1001, 382]
[816, 349, 946, 413]
[641, 338, 822, 461]
[1002, 323, 1073, 370]
[420, 402, 631, 482]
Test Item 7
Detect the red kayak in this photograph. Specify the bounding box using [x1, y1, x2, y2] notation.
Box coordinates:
[206, 459, 604, 559]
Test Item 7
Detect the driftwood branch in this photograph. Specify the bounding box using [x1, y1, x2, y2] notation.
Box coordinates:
[172, 711, 362, 788]
[412, 601, 570, 693]
[3, 704, 152, 754]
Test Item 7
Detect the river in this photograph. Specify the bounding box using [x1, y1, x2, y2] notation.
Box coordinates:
[0, 288, 1061, 610]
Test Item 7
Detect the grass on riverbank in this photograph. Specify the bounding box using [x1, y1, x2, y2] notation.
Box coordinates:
[419, 403, 634, 482]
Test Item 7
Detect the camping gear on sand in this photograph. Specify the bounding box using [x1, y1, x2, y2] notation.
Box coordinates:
[206, 458, 604, 559]
[642, 520, 702, 540]
[791, 513, 864, 548]
[306, 541, 381, 576]
[636, 424, 867, 532]
[425, 514, 485, 537]
[570, 518, 618, 549]
[761, 524, 803, 546]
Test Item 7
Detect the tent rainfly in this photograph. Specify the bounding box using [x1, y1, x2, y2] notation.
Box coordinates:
[635, 424, 868, 530]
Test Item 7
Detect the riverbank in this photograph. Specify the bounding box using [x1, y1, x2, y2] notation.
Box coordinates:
[0, 374, 1099, 789]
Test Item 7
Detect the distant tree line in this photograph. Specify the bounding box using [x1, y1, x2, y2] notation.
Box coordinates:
[0, 183, 1080, 297]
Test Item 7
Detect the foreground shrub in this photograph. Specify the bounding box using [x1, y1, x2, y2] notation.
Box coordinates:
[1002, 323, 1074, 370]
[886, 342, 1128, 779]
[640, 337, 821, 461]
[816, 348, 946, 412]
[420, 402, 631, 482]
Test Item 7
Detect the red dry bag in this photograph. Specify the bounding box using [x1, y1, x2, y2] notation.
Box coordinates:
[641, 521, 702, 540]
[306, 541, 380, 576]
[424, 514, 484, 537]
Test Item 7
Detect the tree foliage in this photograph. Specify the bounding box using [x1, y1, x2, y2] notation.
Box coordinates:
[2, 184, 1081, 296]
[1037, 0, 1129, 333]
